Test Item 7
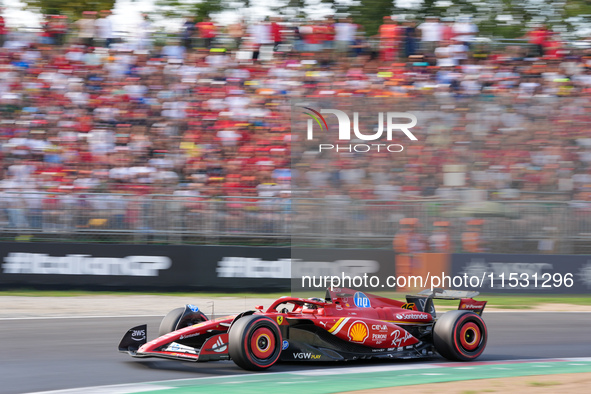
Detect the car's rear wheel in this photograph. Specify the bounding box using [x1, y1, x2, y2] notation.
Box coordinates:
[433, 310, 487, 361]
[159, 307, 207, 336]
[228, 315, 282, 371]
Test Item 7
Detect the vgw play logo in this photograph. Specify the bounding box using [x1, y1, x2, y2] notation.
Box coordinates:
[300, 106, 418, 153]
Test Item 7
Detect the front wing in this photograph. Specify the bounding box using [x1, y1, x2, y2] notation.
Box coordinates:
[118, 317, 234, 362]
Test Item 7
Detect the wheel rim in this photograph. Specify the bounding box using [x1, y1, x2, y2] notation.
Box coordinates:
[459, 322, 480, 351]
[250, 327, 275, 360]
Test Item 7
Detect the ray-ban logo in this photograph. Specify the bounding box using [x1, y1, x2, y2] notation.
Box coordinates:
[299, 106, 418, 153]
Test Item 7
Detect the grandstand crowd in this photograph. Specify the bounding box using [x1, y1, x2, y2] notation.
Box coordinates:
[1, 10, 591, 232]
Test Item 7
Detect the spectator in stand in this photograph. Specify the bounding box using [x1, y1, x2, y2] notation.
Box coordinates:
[53, 15, 69, 46]
[334, 17, 356, 55]
[379, 16, 399, 62]
[417, 16, 442, 55]
[528, 24, 549, 57]
[197, 17, 217, 49]
[394, 218, 428, 254]
[96, 10, 114, 48]
[182, 17, 196, 50]
[453, 16, 478, 49]
[301, 21, 322, 52]
[543, 32, 564, 60]
[76, 11, 96, 47]
[322, 17, 335, 51]
[40, 15, 54, 45]
[228, 19, 244, 50]
[401, 20, 417, 58]
[270, 17, 283, 51]
[441, 18, 455, 42]
[250, 20, 271, 60]
[429, 221, 453, 253]
[462, 220, 485, 253]
[0, 9, 6, 48]
[137, 13, 152, 50]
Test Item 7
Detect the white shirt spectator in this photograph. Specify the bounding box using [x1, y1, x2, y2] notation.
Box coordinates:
[418, 21, 442, 42]
[374, 184, 400, 200]
[76, 18, 95, 39]
[149, 157, 175, 169]
[162, 44, 185, 59]
[124, 83, 148, 99]
[453, 19, 478, 44]
[217, 130, 241, 146]
[305, 170, 329, 187]
[340, 168, 365, 185]
[257, 182, 281, 197]
[129, 166, 156, 183]
[65, 49, 84, 62]
[109, 167, 131, 181]
[335, 22, 356, 42]
[88, 129, 115, 154]
[250, 22, 272, 45]
[96, 16, 113, 40]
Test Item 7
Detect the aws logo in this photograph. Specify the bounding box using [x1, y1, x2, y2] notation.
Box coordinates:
[131, 329, 145, 341]
[348, 321, 369, 343]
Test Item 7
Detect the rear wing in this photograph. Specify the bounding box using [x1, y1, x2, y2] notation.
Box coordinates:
[417, 288, 480, 300]
[408, 288, 487, 316]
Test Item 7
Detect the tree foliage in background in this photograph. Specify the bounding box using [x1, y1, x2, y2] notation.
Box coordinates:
[346, 0, 591, 39]
[349, 0, 395, 37]
[155, 0, 226, 21]
[23, 0, 116, 18]
[24, 0, 591, 38]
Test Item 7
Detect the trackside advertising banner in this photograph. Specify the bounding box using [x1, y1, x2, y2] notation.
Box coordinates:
[0, 242, 289, 291]
[0, 242, 395, 292]
[3, 243, 589, 294]
[451, 253, 591, 294]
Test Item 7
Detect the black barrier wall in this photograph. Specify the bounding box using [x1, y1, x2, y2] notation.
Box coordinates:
[3, 243, 589, 294]
[0, 242, 290, 291]
[0, 242, 397, 292]
[451, 254, 591, 294]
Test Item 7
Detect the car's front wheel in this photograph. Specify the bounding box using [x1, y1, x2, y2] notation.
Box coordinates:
[159, 307, 207, 336]
[228, 315, 282, 371]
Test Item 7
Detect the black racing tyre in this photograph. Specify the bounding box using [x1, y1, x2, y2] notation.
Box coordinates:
[228, 315, 282, 371]
[158, 307, 207, 336]
[433, 310, 487, 361]
[159, 307, 185, 336]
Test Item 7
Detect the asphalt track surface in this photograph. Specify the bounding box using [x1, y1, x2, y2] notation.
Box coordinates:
[1, 312, 590, 393]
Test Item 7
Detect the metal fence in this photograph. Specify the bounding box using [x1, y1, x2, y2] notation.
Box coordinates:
[2, 192, 591, 253]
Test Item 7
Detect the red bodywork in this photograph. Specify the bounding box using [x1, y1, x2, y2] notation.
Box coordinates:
[119, 288, 486, 364]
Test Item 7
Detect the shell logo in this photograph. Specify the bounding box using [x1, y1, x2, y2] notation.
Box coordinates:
[348, 321, 369, 343]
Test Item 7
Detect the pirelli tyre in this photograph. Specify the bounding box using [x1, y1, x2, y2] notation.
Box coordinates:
[228, 315, 282, 371]
[433, 310, 487, 361]
[158, 307, 207, 336]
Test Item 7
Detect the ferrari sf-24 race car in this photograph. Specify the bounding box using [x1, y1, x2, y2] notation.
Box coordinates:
[118, 288, 488, 371]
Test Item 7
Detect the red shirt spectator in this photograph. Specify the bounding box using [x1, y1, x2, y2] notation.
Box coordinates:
[271, 21, 282, 44]
[197, 20, 216, 39]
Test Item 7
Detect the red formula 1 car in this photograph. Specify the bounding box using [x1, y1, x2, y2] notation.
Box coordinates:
[118, 288, 488, 371]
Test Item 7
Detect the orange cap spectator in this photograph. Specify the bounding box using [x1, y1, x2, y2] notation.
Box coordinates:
[467, 219, 484, 226]
[400, 218, 418, 226]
